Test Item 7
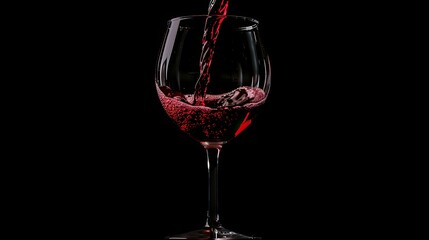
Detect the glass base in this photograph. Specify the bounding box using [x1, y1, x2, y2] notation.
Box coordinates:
[165, 226, 261, 240]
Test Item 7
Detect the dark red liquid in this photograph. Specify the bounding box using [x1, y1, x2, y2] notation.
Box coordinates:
[193, 0, 229, 106]
[157, 85, 266, 143]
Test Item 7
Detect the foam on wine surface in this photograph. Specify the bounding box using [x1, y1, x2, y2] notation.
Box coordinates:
[157, 85, 265, 142]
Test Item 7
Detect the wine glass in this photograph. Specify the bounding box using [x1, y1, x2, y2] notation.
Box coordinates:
[155, 15, 271, 239]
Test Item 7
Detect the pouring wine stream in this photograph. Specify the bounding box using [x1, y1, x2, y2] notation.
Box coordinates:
[193, 0, 228, 106]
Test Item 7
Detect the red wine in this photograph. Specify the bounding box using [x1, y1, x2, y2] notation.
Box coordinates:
[193, 0, 229, 106]
[207, 0, 228, 15]
[157, 85, 266, 143]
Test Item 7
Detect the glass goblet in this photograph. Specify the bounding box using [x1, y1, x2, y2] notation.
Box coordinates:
[155, 15, 271, 239]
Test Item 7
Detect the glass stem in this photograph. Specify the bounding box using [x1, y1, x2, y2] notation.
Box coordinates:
[204, 144, 223, 231]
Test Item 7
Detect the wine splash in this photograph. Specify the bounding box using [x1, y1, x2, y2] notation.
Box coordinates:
[193, 0, 229, 106]
[157, 85, 266, 142]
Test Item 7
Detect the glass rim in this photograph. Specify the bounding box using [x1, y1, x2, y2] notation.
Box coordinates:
[168, 14, 260, 30]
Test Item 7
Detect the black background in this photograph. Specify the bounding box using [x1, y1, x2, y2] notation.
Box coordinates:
[20, 1, 394, 239]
